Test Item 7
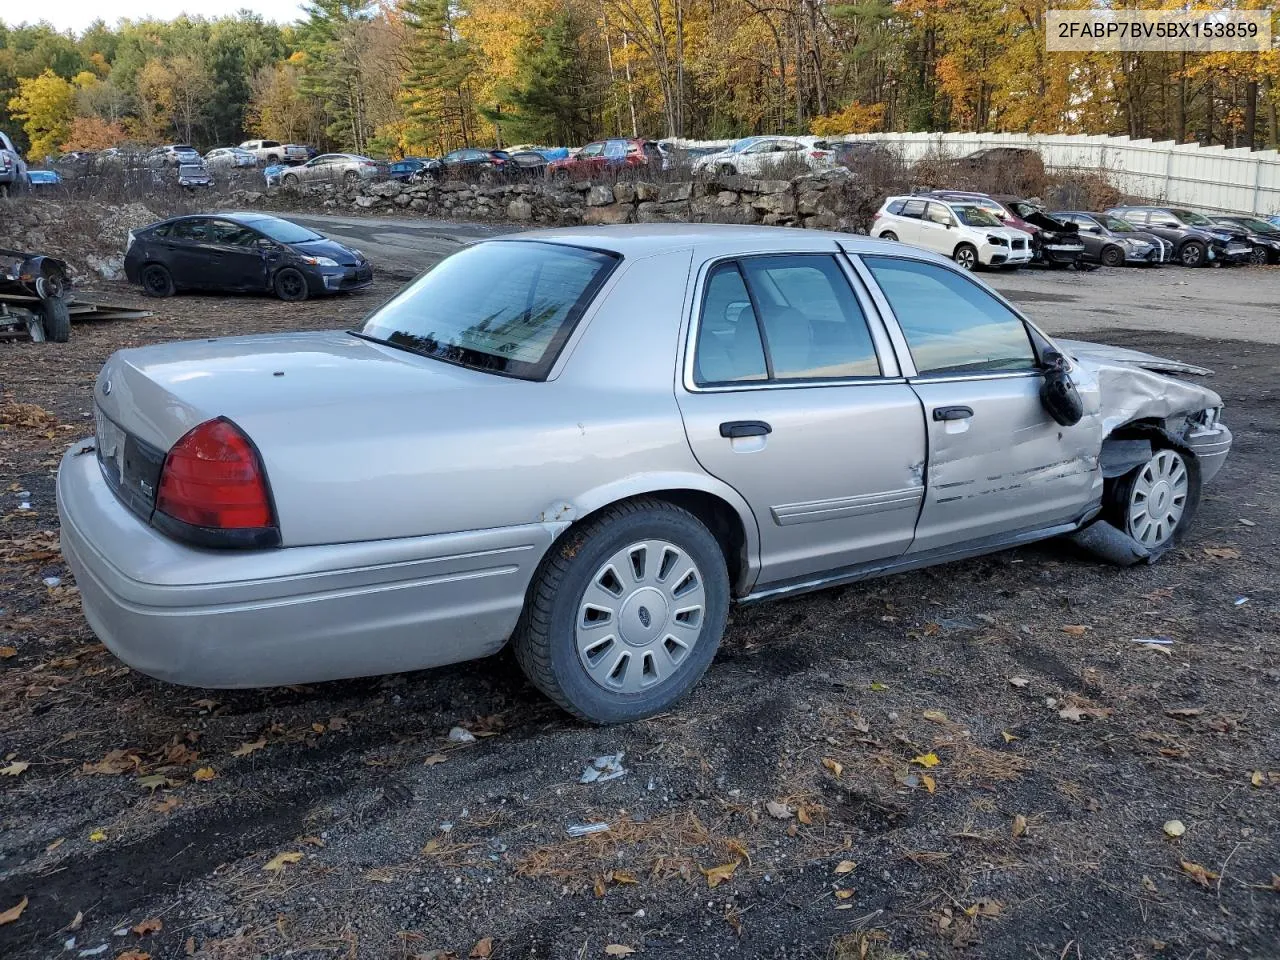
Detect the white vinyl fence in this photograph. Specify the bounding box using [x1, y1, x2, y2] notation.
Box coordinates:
[678, 131, 1280, 215]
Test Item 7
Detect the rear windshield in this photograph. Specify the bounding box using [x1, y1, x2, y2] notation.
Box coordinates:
[179, 165, 206, 175]
[358, 240, 619, 379]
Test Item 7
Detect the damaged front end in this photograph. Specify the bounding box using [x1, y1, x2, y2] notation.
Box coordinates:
[1056, 338, 1232, 563]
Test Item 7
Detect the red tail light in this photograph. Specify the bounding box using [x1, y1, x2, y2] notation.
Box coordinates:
[810, 150, 830, 159]
[155, 418, 278, 545]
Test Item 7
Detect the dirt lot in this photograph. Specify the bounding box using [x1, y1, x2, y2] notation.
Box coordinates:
[0, 274, 1277, 960]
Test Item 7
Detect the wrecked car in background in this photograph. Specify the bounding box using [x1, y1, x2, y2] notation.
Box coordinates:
[0, 247, 72, 341]
[58, 226, 1231, 725]
[927, 191, 1086, 267]
[1051, 211, 1172, 266]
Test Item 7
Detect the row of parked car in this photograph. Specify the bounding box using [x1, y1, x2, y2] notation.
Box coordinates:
[872, 191, 1280, 270]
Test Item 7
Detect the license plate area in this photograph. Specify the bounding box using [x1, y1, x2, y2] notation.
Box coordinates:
[94, 406, 166, 520]
[95, 407, 127, 487]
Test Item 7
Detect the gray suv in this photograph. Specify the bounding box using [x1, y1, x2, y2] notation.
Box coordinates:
[1106, 206, 1252, 267]
[0, 130, 30, 197]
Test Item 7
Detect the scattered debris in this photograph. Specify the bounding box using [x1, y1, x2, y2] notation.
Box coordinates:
[264, 851, 304, 872]
[0, 896, 28, 925]
[566, 822, 610, 838]
[447, 726, 477, 744]
[579, 751, 626, 783]
[701, 861, 740, 887]
[765, 800, 793, 819]
[1163, 820, 1186, 838]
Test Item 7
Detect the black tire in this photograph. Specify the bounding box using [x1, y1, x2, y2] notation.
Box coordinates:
[266, 154, 279, 164]
[953, 243, 978, 271]
[512, 497, 730, 724]
[36, 296, 71, 343]
[718, 163, 738, 177]
[1103, 425, 1202, 553]
[1178, 240, 1206, 267]
[343, 170, 358, 186]
[1248, 245, 1268, 266]
[273, 267, 309, 302]
[1100, 244, 1125, 268]
[140, 263, 175, 298]
[282, 173, 299, 188]
[880, 230, 899, 242]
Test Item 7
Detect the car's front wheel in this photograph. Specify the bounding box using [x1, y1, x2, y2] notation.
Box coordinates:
[513, 497, 730, 724]
[1178, 240, 1206, 267]
[1100, 245, 1125, 268]
[1105, 431, 1201, 552]
[273, 267, 309, 302]
[282, 173, 299, 188]
[953, 243, 978, 271]
[879, 230, 898, 242]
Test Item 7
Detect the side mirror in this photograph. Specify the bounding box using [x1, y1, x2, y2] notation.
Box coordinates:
[1039, 350, 1084, 426]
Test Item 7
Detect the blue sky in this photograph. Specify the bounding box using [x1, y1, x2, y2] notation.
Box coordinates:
[8, 0, 309, 33]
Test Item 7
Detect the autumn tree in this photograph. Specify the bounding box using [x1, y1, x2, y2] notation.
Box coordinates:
[8, 69, 76, 160]
[400, 0, 478, 151]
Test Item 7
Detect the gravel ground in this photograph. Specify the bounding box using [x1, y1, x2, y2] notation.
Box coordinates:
[0, 270, 1276, 960]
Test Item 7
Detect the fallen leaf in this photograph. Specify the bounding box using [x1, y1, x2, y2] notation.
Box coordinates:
[1012, 814, 1027, 838]
[1163, 820, 1186, 838]
[869, 682, 888, 691]
[604, 946, 635, 957]
[1058, 704, 1112, 722]
[822, 757, 843, 778]
[611, 870, 638, 885]
[311, 722, 326, 734]
[765, 800, 792, 820]
[1180, 860, 1219, 887]
[69, 910, 83, 931]
[132, 918, 163, 936]
[116, 952, 150, 960]
[470, 937, 494, 958]
[1165, 708, 1204, 718]
[231, 738, 267, 758]
[1203, 547, 1241, 560]
[423, 754, 449, 766]
[82, 748, 141, 776]
[0, 896, 27, 925]
[192, 698, 220, 711]
[796, 806, 812, 825]
[137, 774, 174, 794]
[1001, 731, 1018, 743]
[965, 899, 1003, 918]
[911, 752, 940, 768]
[45, 837, 64, 853]
[185, 937, 196, 956]
[88, 829, 107, 842]
[920, 773, 936, 794]
[834, 860, 857, 874]
[0, 646, 16, 659]
[153, 795, 182, 815]
[1250, 771, 1265, 787]
[834, 889, 854, 900]
[1008, 677, 1030, 688]
[264, 851, 304, 872]
[923, 709, 948, 723]
[193, 766, 217, 782]
[1, 761, 29, 776]
[701, 861, 740, 888]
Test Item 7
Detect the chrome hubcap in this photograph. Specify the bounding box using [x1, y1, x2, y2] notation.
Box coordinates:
[1127, 450, 1188, 547]
[575, 539, 705, 694]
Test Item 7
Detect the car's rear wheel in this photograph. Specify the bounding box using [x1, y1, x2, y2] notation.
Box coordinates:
[1248, 245, 1268, 266]
[953, 243, 978, 271]
[343, 170, 358, 186]
[880, 230, 898, 242]
[718, 163, 738, 177]
[1104, 429, 1201, 552]
[282, 173, 299, 188]
[141, 264, 175, 298]
[512, 497, 730, 724]
[1178, 240, 1206, 267]
[36, 296, 71, 343]
[273, 267, 309, 302]
[1100, 245, 1125, 268]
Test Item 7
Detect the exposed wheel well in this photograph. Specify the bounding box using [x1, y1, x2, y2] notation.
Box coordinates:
[560, 491, 750, 596]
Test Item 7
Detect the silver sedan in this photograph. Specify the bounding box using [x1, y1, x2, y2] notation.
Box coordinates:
[279, 153, 383, 187]
[57, 226, 1232, 723]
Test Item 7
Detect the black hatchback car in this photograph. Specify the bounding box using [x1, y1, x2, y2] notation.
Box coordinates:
[124, 213, 373, 301]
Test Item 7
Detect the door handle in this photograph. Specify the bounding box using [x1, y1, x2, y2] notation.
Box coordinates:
[932, 406, 974, 422]
[719, 420, 772, 439]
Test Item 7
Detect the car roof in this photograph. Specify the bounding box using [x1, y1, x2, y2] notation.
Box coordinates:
[488, 224, 937, 261]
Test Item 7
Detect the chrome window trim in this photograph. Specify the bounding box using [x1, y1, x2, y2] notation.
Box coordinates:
[681, 250, 901, 394]
[908, 370, 1041, 385]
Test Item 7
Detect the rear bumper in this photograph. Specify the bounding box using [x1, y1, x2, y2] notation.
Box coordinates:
[57, 443, 552, 688]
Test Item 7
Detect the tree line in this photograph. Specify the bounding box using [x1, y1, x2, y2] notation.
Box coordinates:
[2, 0, 1278, 162]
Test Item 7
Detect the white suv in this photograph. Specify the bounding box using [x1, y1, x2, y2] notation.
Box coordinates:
[872, 195, 1033, 270]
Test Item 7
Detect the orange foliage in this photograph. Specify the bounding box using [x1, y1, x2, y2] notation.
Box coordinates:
[62, 116, 128, 151]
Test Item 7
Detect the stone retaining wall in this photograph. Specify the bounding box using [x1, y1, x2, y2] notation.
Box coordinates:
[233, 169, 884, 234]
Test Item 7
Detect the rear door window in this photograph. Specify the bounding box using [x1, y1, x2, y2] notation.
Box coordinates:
[169, 219, 211, 242]
[900, 199, 926, 219]
[694, 263, 768, 385]
[864, 256, 1036, 376]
